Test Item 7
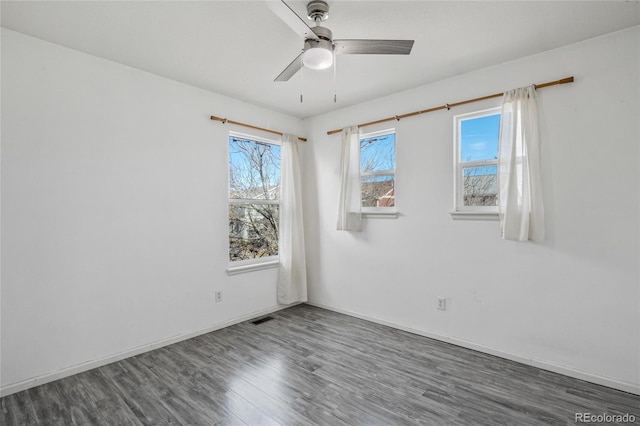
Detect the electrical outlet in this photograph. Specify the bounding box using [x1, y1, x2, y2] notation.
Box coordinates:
[215, 291, 222, 303]
[437, 297, 446, 311]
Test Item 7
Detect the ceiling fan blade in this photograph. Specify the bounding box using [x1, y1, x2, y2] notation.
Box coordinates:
[334, 39, 414, 55]
[266, 0, 319, 41]
[275, 52, 303, 81]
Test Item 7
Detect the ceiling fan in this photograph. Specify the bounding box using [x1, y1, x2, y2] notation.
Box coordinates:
[268, 0, 414, 82]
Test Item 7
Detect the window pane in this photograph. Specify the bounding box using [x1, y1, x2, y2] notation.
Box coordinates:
[461, 114, 500, 162]
[229, 204, 279, 261]
[360, 133, 395, 173]
[463, 166, 497, 206]
[229, 137, 280, 200]
[361, 175, 395, 207]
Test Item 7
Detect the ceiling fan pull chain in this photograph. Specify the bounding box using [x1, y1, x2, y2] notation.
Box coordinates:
[300, 56, 304, 103]
[333, 51, 337, 103]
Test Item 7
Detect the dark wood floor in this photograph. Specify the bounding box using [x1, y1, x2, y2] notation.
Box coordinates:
[1, 304, 638, 425]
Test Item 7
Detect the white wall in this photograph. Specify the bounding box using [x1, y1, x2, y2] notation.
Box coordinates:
[0, 28, 304, 394]
[304, 26, 639, 394]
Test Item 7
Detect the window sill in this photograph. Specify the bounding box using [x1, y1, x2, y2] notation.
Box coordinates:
[227, 258, 279, 275]
[450, 211, 499, 221]
[362, 209, 399, 219]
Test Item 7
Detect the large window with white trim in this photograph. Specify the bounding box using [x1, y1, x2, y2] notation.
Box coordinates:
[228, 132, 280, 263]
[454, 108, 500, 213]
[360, 129, 396, 211]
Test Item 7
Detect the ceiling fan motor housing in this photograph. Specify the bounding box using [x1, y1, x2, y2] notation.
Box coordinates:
[303, 37, 333, 53]
[308, 26, 332, 43]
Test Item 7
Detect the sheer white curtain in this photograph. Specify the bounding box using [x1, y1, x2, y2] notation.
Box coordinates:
[277, 134, 307, 304]
[336, 125, 362, 231]
[498, 85, 545, 242]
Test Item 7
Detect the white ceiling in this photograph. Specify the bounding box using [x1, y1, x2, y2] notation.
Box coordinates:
[2, 1, 639, 118]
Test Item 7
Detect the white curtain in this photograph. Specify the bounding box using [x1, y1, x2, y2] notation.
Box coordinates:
[498, 85, 545, 242]
[336, 125, 362, 231]
[277, 134, 307, 305]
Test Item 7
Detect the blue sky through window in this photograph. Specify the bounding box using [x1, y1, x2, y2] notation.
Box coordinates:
[460, 113, 500, 162]
[360, 133, 395, 173]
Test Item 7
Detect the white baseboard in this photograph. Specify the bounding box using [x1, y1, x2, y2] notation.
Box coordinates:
[306, 300, 640, 396]
[0, 304, 290, 397]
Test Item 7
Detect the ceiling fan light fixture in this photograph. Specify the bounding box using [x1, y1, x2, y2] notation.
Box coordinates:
[303, 46, 333, 70]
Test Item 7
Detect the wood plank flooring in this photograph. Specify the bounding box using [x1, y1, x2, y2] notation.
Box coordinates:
[1, 304, 638, 425]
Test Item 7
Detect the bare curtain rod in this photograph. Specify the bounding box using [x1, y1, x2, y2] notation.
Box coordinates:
[326, 76, 574, 135]
[210, 115, 307, 142]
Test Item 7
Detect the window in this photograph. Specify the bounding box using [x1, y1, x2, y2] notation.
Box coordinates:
[453, 108, 500, 217]
[360, 129, 396, 213]
[228, 132, 280, 264]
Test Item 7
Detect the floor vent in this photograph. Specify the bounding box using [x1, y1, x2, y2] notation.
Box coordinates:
[251, 316, 275, 325]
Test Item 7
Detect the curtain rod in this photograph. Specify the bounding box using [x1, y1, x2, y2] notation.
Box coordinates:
[326, 76, 574, 136]
[210, 115, 307, 142]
